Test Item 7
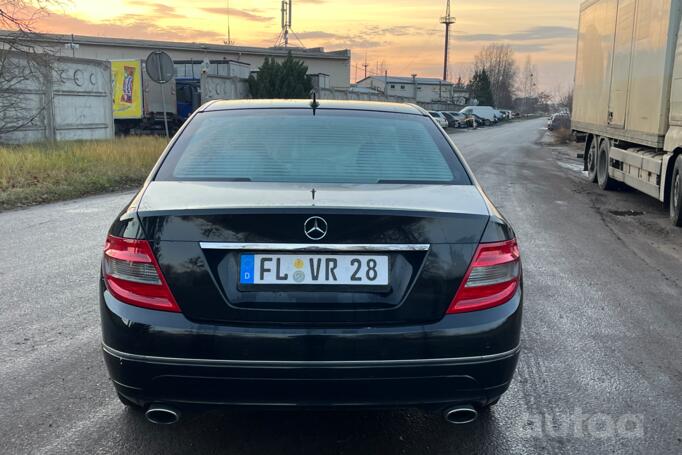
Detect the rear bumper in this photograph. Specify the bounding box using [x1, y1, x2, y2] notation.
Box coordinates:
[100, 284, 522, 409]
[104, 344, 519, 409]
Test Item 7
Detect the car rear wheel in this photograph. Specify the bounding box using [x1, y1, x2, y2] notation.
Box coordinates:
[597, 139, 616, 191]
[671, 155, 682, 227]
[586, 137, 598, 183]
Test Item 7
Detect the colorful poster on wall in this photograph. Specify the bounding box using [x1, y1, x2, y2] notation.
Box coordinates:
[111, 60, 142, 119]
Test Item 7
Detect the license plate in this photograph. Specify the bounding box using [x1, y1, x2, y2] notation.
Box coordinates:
[239, 254, 389, 286]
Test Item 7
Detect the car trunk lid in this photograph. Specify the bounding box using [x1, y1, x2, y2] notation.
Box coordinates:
[136, 181, 490, 326]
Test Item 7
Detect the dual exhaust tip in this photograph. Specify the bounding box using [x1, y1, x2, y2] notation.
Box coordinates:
[443, 405, 478, 424]
[145, 404, 181, 425]
[143, 403, 478, 426]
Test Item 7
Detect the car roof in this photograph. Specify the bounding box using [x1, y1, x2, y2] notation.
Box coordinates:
[201, 99, 427, 116]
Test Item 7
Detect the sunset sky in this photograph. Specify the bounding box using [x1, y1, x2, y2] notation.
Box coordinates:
[29, 0, 582, 91]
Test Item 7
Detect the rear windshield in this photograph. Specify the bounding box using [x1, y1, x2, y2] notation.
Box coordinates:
[155, 109, 470, 185]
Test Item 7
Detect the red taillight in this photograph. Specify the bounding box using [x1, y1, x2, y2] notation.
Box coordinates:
[102, 235, 180, 312]
[447, 239, 521, 314]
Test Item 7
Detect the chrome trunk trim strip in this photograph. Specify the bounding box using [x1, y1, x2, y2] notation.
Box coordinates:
[198, 243, 431, 252]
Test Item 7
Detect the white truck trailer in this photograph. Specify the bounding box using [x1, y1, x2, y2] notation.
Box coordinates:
[572, 0, 682, 226]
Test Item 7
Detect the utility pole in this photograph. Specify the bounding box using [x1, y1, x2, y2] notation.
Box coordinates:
[385, 69, 389, 100]
[412, 73, 418, 102]
[440, 0, 456, 82]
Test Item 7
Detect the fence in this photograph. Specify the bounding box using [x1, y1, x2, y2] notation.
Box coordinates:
[200, 73, 250, 103]
[0, 53, 114, 144]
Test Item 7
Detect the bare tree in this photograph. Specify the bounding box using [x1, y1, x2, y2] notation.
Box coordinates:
[0, 1, 58, 49]
[474, 43, 517, 108]
[558, 86, 573, 112]
[517, 55, 539, 114]
[519, 56, 538, 98]
[0, 1, 59, 136]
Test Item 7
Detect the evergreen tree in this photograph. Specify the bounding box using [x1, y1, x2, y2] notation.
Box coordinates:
[248, 52, 313, 99]
[468, 69, 494, 106]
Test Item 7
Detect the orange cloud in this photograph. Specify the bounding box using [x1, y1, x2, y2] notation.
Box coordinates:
[18, 0, 582, 90]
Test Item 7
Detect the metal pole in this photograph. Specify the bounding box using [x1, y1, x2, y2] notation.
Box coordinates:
[157, 54, 170, 138]
[412, 74, 418, 103]
[385, 70, 388, 101]
[443, 22, 449, 81]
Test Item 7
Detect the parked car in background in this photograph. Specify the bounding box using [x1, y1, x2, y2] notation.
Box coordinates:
[447, 112, 468, 128]
[429, 111, 450, 128]
[493, 110, 506, 122]
[469, 113, 492, 127]
[441, 112, 461, 128]
[497, 109, 513, 120]
[548, 113, 571, 131]
[461, 114, 484, 128]
[441, 112, 456, 128]
[459, 106, 498, 124]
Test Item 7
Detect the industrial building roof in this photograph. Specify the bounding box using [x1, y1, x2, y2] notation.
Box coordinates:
[0, 31, 351, 60]
[358, 76, 455, 86]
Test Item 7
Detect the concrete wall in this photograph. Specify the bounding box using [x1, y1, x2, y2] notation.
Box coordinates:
[0, 53, 114, 144]
[200, 74, 250, 102]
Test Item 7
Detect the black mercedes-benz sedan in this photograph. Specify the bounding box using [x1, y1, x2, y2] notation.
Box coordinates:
[100, 100, 522, 425]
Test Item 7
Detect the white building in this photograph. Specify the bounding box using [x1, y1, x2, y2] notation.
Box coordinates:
[356, 76, 470, 104]
[1, 32, 351, 89]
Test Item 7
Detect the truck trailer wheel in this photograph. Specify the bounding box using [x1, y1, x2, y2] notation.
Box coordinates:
[671, 155, 682, 227]
[597, 139, 617, 191]
[586, 137, 598, 183]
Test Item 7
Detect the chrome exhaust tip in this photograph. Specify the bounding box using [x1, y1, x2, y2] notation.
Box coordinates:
[443, 405, 478, 424]
[145, 404, 181, 425]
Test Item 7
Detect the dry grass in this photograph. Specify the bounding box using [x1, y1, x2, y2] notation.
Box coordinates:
[552, 127, 574, 144]
[0, 136, 168, 211]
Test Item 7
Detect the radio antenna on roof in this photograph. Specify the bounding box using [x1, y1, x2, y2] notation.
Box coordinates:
[310, 91, 319, 115]
[224, 0, 234, 45]
[275, 1, 304, 48]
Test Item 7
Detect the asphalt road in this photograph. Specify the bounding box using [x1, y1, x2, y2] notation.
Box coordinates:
[1, 118, 680, 454]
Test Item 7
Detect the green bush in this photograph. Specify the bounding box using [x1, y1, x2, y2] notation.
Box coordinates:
[248, 52, 313, 99]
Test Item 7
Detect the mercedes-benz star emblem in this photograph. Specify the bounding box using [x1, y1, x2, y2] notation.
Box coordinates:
[304, 216, 328, 241]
